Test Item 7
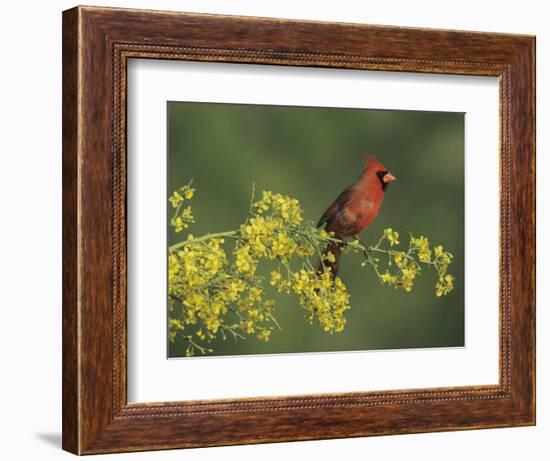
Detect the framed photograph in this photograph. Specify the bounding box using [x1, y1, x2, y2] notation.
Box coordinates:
[62, 6, 535, 455]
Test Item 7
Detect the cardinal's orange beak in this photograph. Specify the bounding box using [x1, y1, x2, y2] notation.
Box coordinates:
[383, 172, 397, 183]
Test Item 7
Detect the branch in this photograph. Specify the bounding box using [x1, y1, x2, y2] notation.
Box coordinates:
[169, 230, 239, 251]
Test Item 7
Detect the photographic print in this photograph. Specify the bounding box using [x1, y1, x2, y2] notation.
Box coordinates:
[62, 8, 536, 452]
[167, 102, 464, 358]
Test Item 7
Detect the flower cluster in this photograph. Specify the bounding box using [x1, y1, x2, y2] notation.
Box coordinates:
[168, 236, 276, 356]
[380, 251, 420, 292]
[271, 268, 349, 333]
[433, 245, 454, 296]
[238, 190, 316, 260]
[254, 191, 303, 223]
[362, 229, 455, 296]
[168, 186, 339, 355]
[411, 235, 431, 262]
[235, 190, 349, 333]
[169, 183, 195, 232]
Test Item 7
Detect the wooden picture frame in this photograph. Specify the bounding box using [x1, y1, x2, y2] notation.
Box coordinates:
[62, 5, 535, 455]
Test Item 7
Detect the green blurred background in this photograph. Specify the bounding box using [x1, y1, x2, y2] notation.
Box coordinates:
[167, 101, 464, 358]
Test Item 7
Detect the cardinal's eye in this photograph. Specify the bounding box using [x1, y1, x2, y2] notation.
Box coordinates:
[376, 171, 388, 181]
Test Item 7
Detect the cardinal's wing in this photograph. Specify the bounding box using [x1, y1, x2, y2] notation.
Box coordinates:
[317, 185, 355, 228]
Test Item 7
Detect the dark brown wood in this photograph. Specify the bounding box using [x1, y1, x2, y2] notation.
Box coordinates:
[62, 6, 80, 454]
[62, 5, 536, 455]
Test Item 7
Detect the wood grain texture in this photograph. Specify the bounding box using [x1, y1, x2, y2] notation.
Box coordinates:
[62, 7, 80, 454]
[62, 5, 536, 455]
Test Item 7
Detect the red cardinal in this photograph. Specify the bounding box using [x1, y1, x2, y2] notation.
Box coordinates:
[316, 155, 396, 276]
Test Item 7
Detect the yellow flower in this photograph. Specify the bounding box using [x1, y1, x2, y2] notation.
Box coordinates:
[226, 279, 245, 301]
[170, 207, 194, 233]
[168, 254, 180, 284]
[170, 217, 185, 232]
[288, 268, 351, 334]
[380, 270, 394, 284]
[169, 191, 183, 208]
[436, 274, 455, 296]
[169, 318, 184, 331]
[253, 191, 303, 224]
[235, 244, 257, 275]
[393, 251, 406, 267]
[241, 320, 256, 334]
[205, 317, 220, 333]
[270, 270, 282, 287]
[248, 287, 263, 303]
[169, 185, 195, 207]
[384, 228, 400, 246]
[180, 206, 194, 223]
[257, 328, 271, 342]
[412, 235, 431, 262]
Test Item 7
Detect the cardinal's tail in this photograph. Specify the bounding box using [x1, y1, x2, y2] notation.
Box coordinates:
[316, 241, 342, 277]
